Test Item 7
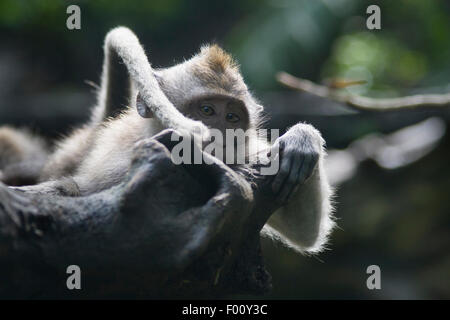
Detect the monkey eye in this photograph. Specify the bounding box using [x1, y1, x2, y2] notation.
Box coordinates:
[226, 113, 240, 123]
[199, 104, 215, 116]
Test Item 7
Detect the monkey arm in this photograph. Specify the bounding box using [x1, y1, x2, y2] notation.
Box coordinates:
[94, 27, 209, 136]
[93, 35, 133, 121]
[263, 123, 335, 253]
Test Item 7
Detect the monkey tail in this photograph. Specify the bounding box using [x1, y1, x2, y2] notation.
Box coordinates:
[0, 126, 49, 186]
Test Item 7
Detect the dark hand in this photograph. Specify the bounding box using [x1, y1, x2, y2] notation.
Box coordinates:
[271, 123, 322, 204]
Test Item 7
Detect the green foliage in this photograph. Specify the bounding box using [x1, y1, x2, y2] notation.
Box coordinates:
[226, 0, 359, 90]
[1, 0, 447, 93]
[0, 0, 63, 30]
[321, 32, 428, 95]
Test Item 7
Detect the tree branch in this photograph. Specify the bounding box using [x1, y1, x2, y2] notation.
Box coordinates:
[276, 71, 450, 112]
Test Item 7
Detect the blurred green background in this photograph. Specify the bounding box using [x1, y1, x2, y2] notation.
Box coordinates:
[0, 0, 449, 299]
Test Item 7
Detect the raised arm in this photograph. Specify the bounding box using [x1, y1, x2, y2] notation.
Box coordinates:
[91, 26, 208, 135]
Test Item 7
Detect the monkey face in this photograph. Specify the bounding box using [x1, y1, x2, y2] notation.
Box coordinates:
[183, 96, 250, 135]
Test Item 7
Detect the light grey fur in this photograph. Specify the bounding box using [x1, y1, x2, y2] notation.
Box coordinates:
[263, 124, 335, 253]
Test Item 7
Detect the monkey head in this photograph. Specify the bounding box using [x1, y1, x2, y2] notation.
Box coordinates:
[138, 45, 264, 135]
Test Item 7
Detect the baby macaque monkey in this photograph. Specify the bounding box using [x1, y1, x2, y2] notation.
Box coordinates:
[51, 92, 255, 195]
[3, 27, 334, 254]
[38, 28, 265, 195]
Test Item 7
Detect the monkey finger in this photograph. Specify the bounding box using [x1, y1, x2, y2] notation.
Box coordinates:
[286, 153, 305, 202]
[264, 140, 280, 180]
[297, 153, 313, 184]
[304, 152, 319, 181]
[267, 139, 281, 158]
[299, 152, 318, 184]
[268, 150, 280, 183]
[272, 152, 290, 194]
[304, 160, 316, 182]
[278, 153, 303, 204]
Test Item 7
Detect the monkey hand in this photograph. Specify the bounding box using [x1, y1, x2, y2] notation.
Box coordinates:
[135, 92, 210, 144]
[271, 123, 323, 204]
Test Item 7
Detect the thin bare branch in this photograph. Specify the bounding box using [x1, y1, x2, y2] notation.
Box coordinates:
[276, 71, 450, 112]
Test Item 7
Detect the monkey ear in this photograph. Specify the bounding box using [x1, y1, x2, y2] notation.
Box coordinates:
[136, 92, 153, 118]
